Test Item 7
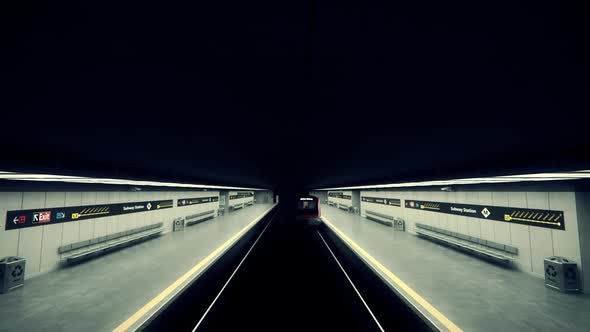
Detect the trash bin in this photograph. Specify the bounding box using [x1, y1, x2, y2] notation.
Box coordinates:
[0, 256, 26, 294]
[394, 218, 405, 231]
[544, 256, 579, 292]
[173, 217, 185, 232]
[351, 207, 360, 214]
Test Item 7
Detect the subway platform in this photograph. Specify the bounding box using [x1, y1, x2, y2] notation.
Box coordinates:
[0, 204, 275, 332]
[321, 205, 590, 332]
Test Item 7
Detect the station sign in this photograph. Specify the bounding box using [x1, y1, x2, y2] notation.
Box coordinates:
[5, 199, 174, 231]
[229, 192, 254, 200]
[361, 196, 401, 207]
[177, 196, 219, 207]
[404, 199, 565, 230]
[328, 191, 352, 200]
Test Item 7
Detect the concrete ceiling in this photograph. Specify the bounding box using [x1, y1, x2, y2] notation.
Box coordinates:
[2, 0, 589, 193]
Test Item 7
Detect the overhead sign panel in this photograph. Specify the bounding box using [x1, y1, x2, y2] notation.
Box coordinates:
[229, 192, 254, 200]
[328, 191, 352, 200]
[404, 199, 565, 230]
[177, 196, 219, 207]
[5, 199, 174, 231]
[361, 196, 401, 207]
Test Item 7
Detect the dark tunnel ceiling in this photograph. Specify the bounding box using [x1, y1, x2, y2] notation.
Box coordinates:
[2, 1, 589, 192]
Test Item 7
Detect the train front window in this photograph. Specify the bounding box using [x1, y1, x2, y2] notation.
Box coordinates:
[297, 200, 317, 210]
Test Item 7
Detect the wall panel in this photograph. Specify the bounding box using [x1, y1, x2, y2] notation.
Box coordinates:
[79, 192, 97, 241]
[62, 192, 82, 246]
[0, 192, 22, 257]
[93, 192, 109, 239]
[527, 192, 553, 276]
[507, 192, 533, 273]
[550, 192, 580, 262]
[491, 192, 511, 244]
[17, 192, 46, 275]
[39, 192, 66, 273]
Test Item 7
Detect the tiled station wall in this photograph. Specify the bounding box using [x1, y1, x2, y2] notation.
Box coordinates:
[360, 190, 582, 281]
[0, 191, 219, 278]
[574, 192, 590, 293]
[254, 191, 274, 204]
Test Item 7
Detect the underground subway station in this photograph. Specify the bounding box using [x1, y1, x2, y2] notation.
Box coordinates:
[1, 1, 590, 331]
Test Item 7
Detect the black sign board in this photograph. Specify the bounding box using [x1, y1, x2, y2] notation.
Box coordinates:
[328, 192, 352, 200]
[361, 196, 401, 207]
[229, 192, 254, 200]
[5, 199, 174, 231]
[177, 196, 219, 207]
[404, 199, 565, 230]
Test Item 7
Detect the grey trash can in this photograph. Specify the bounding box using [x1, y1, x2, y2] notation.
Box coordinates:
[173, 217, 185, 232]
[0, 256, 26, 294]
[544, 256, 579, 292]
[394, 218, 405, 231]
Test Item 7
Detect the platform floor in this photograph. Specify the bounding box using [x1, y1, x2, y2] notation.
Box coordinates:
[322, 205, 590, 332]
[0, 204, 274, 332]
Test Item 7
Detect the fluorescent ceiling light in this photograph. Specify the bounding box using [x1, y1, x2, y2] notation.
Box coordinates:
[316, 170, 590, 191]
[0, 171, 265, 191]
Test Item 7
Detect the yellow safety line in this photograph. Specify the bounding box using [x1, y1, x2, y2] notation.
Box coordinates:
[79, 211, 110, 217]
[112, 205, 276, 332]
[321, 216, 463, 332]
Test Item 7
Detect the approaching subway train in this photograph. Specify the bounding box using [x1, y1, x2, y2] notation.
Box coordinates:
[296, 194, 321, 226]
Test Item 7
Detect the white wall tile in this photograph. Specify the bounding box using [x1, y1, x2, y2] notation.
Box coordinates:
[78, 192, 97, 241]
[508, 192, 533, 273]
[0, 192, 23, 258]
[467, 192, 481, 238]
[93, 192, 109, 239]
[492, 192, 511, 244]
[39, 192, 66, 273]
[17, 192, 46, 275]
[550, 192, 580, 262]
[527, 192, 554, 276]
[106, 192, 120, 235]
[62, 192, 82, 245]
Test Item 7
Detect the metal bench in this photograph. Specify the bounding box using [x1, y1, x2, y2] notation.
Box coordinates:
[58, 222, 164, 264]
[365, 210, 394, 227]
[185, 210, 216, 226]
[337, 203, 350, 211]
[414, 223, 517, 265]
[230, 203, 244, 211]
[365, 210, 405, 230]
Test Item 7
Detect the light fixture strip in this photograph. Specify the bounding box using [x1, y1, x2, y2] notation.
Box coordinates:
[0, 171, 266, 191]
[315, 171, 590, 191]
